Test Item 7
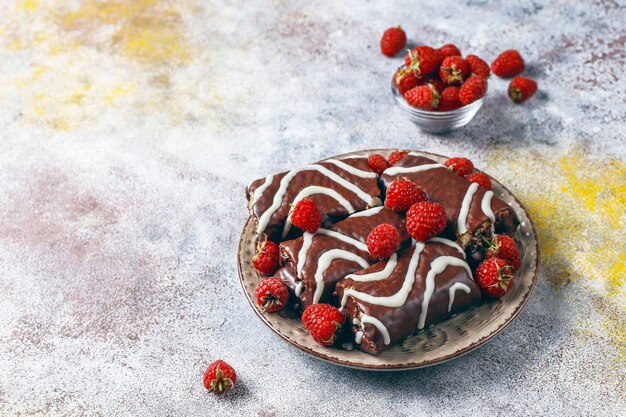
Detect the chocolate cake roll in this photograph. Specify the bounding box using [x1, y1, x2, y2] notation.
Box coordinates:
[380, 153, 519, 249]
[275, 207, 411, 310]
[336, 238, 481, 355]
[246, 156, 382, 240]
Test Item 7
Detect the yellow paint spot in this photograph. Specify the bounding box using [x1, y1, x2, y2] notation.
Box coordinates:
[18, 0, 39, 12]
[116, 22, 190, 64]
[104, 84, 136, 106]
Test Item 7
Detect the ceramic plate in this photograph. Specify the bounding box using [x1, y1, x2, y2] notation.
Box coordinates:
[237, 149, 540, 370]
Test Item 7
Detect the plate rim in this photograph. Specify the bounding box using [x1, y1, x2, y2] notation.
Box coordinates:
[237, 149, 541, 371]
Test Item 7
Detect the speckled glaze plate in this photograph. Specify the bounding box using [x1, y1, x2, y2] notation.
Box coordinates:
[237, 149, 540, 371]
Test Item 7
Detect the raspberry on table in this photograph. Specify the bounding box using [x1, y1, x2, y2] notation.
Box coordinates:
[508, 76, 537, 103]
[380, 26, 407, 57]
[203, 360, 237, 396]
[491, 49, 525, 78]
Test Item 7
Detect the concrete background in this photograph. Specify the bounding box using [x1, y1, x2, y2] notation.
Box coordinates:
[0, 0, 624, 415]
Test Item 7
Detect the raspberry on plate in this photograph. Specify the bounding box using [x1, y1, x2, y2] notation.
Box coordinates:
[385, 178, 427, 212]
[465, 54, 491, 78]
[255, 277, 289, 313]
[475, 257, 513, 298]
[302, 304, 345, 346]
[404, 45, 444, 77]
[380, 26, 407, 57]
[252, 239, 280, 275]
[405, 201, 447, 241]
[367, 223, 402, 259]
[368, 153, 390, 175]
[508, 76, 537, 103]
[439, 56, 470, 85]
[438, 86, 462, 111]
[484, 235, 521, 270]
[444, 157, 474, 177]
[203, 360, 237, 396]
[290, 197, 322, 233]
[459, 75, 487, 105]
[491, 49, 525, 78]
[438, 43, 462, 58]
[404, 84, 440, 110]
[467, 171, 493, 190]
[388, 150, 409, 166]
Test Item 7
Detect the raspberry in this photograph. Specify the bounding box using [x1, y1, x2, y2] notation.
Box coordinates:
[484, 235, 522, 270]
[404, 45, 444, 77]
[290, 198, 322, 233]
[252, 239, 280, 275]
[439, 56, 470, 85]
[255, 277, 289, 313]
[203, 360, 237, 396]
[475, 257, 513, 298]
[491, 49, 525, 78]
[394, 67, 422, 95]
[424, 74, 445, 93]
[438, 43, 462, 58]
[444, 157, 474, 177]
[367, 223, 402, 259]
[368, 153, 390, 175]
[458, 75, 487, 105]
[406, 201, 447, 241]
[467, 171, 492, 190]
[385, 179, 427, 212]
[438, 86, 462, 111]
[508, 76, 537, 103]
[388, 150, 409, 166]
[465, 54, 491, 78]
[404, 84, 440, 110]
[380, 26, 407, 57]
[302, 304, 345, 346]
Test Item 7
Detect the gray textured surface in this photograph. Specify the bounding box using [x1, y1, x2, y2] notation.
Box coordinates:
[1, 0, 625, 416]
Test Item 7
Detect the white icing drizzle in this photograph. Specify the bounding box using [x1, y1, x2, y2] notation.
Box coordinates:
[383, 163, 444, 176]
[296, 232, 315, 276]
[340, 242, 425, 308]
[294, 281, 304, 297]
[447, 282, 471, 312]
[255, 165, 375, 234]
[418, 256, 472, 330]
[281, 186, 355, 237]
[427, 237, 466, 259]
[313, 250, 369, 304]
[316, 229, 368, 251]
[361, 314, 391, 345]
[348, 206, 384, 218]
[481, 190, 496, 223]
[345, 253, 398, 282]
[457, 182, 479, 235]
[324, 159, 378, 178]
[340, 154, 369, 160]
[355, 330, 363, 344]
[253, 174, 275, 202]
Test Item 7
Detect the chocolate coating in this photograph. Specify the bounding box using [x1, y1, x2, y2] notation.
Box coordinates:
[336, 241, 481, 355]
[247, 157, 381, 240]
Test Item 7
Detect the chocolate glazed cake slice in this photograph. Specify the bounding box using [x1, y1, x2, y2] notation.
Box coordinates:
[246, 156, 382, 241]
[275, 207, 411, 311]
[336, 238, 481, 355]
[380, 153, 519, 254]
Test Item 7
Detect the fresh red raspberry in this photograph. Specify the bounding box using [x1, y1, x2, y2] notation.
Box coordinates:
[385, 179, 427, 212]
[393, 67, 422, 95]
[368, 153, 390, 175]
[424, 74, 445, 93]
[475, 257, 513, 298]
[388, 150, 409, 166]
[255, 277, 289, 313]
[484, 235, 521, 270]
[380, 26, 407, 57]
[438, 43, 462, 57]
[439, 56, 470, 85]
[252, 239, 280, 275]
[438, 86, 462, 111]
[203, 360, 237, 396]
[444, 157, 474, 177]
[467, 171, 493, 190]
[406, 201, 447, 241]
[290, 197, 322, 233]
[404, 84, 440, 110]
[508, 76, 537, 103]
[367, 223, 402, 259]
[404, 45, 444, 77]
[302, 304, 345, 346]
[491, 49, 525, 78]
[465, 54, 491, 78]
[458, 75, 487, 105]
